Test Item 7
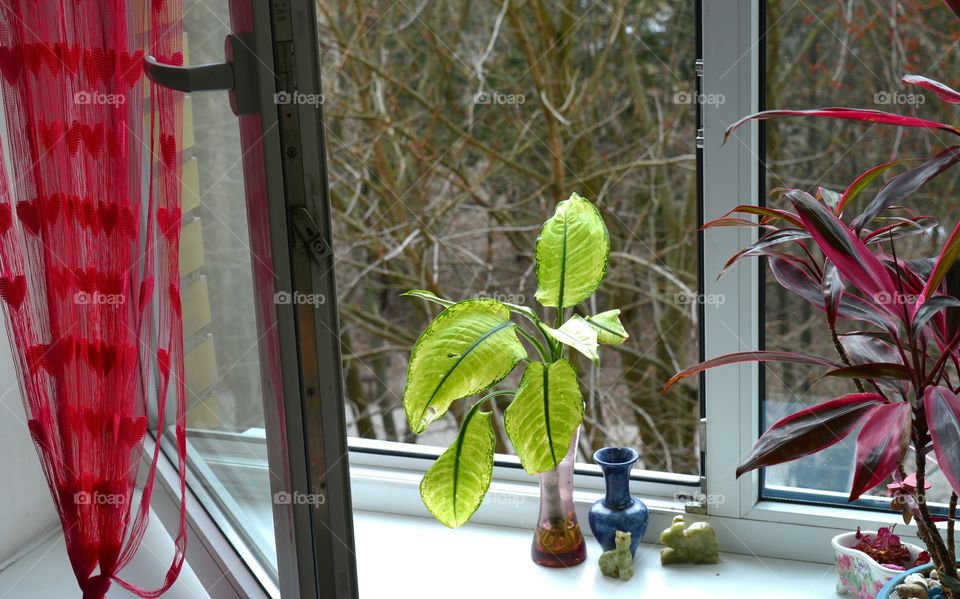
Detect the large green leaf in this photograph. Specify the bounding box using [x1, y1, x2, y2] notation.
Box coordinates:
[504, 360, 584, 474]
[403, 289, 540, 323]
[544, 315, 599, 363]
[419, 401, 496, 528]
[534, 193, 610, 308]
[585, 309, 629, 345]
[403, 299, 526, 434]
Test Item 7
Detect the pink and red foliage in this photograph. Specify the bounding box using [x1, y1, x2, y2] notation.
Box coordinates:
[853, 527, 930, 569]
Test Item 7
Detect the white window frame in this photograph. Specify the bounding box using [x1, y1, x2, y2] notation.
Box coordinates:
[698, 0, 926, 562]
[142, 3, 942, 595]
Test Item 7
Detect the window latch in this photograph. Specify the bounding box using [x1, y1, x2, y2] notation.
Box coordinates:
[144, 33, 257, 116]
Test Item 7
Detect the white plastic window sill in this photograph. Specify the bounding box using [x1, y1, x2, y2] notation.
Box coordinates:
[350, 460, 925, 565]
[126, 434, 902, 596]
[1, 504, 841, 598]
[0, 512, 208, 598]
[354, 511, 838, 598]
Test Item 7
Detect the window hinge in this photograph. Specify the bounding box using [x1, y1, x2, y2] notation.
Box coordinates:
[699, 416, 706, 452]
[684, 496, 708, 515]
[290, 206, 330, 265]
[694, 58, 705, 150]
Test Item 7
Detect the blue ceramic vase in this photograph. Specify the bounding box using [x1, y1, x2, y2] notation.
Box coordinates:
[588, 447, 648, 557]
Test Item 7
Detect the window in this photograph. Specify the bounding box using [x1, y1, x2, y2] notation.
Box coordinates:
[149, 4, 711, 591]
[761, 0, 960, 507]
[319, 0, 702, 477]
[133, 1, 960, 592]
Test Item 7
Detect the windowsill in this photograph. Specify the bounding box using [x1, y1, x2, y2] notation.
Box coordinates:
[353, 510, 839, 598]
[0, 512, 208, 598]
[160, 431, 918, 594]
[0, 487, 843, 599]
[0, 508, 839, 598]
[181, 431, 925, 575]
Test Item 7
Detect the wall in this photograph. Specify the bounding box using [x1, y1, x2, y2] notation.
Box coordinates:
[0, 323, 57, 565]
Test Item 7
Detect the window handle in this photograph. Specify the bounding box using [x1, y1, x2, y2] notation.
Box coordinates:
[144, 33, 257, 116]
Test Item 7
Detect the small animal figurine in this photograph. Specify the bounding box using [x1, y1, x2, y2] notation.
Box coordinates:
[659, 515, 719, 565]
[894, 582, 928, 599]
[598, 530, 634, 581]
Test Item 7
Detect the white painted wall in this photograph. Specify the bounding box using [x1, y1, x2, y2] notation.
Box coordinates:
[0, 323, 58, 565]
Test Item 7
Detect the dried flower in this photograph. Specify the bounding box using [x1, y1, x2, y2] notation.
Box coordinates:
[852, 527, 928, 569]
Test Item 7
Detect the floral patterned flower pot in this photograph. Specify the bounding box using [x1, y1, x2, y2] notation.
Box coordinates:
[832, 531, 926, 599]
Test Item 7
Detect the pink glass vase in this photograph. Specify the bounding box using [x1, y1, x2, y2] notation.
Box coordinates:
[530, 429, 587, 567]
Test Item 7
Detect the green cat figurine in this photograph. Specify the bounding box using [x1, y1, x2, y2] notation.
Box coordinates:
[598, 530, 634, 581]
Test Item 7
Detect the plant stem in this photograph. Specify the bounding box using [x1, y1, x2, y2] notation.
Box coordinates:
[922, 328, 960, 390]
[914, 429, 958, 586]
[516, 326, 550, 362]
[951, 492, 958, 565]
[475, 389, 518, 407]
[505, 304, 563, 363]
[828, 320, 865, 394]
[550, 307, 564, 361]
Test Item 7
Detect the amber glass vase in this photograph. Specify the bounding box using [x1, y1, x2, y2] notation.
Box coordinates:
[530, 429, 587, 567]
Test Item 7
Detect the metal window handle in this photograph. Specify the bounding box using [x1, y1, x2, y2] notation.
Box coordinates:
[144, 33, 257, 116]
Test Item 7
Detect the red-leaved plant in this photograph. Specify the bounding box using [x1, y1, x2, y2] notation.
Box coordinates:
[664, 1, 960, 593]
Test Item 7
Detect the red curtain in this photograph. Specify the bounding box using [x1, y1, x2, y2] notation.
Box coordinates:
[0, 0, 186, 597]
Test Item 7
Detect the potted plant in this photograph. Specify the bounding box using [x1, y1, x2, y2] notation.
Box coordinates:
[832, 527, 928, 598]
[664, 2, 960, 595]
[401, 193, 629, 566]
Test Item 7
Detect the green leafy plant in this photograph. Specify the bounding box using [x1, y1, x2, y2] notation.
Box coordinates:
[402, 193, 628, 528]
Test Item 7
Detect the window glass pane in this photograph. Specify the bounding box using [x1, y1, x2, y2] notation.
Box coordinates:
[155, 0, 277, 583]
[321, 3, 700, 474]
[762, 1, 959, 503]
